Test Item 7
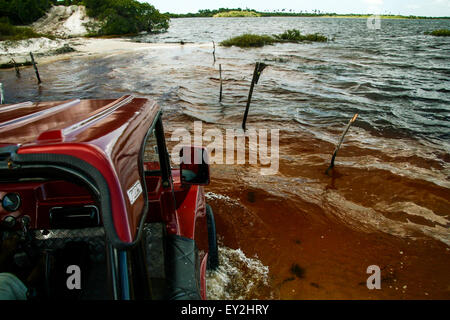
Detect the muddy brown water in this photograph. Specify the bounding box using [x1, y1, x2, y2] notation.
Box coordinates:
[165, 119, 449, 299]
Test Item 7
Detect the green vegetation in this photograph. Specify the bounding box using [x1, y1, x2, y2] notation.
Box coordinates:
[52, 44, 76, 54]
[0, 19, 52, 41]
[220, 29, 328, 48]
[221, 34, 275, 47]
[0, 60, 32, 69]
[300, 33, 328, 42]
[83, 0, 169, 36]
[0, 0, 57, 25]
[425, 29, 450, 36]
[273, 29, 303, 41]
[213, 10, 261, 17]
[273, 29, 327, 42]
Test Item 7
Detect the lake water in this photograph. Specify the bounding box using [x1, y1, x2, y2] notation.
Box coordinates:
[1, 17, 449, 299]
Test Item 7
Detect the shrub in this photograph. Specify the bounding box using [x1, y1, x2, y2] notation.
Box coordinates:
[221, 29, 328, 48]
[273, 29, 302, 41]
[274, 29, 328, 42]
[0, 61, 32, 69]
[0, 0, 54, 25]
[220, 34, 276, 47]
[425, 29, 450, 36]
[83, 0, 169, 36]
[302, 33, 328, 42]
[53, 44, 75, 54]
[0, 20, 47, 41]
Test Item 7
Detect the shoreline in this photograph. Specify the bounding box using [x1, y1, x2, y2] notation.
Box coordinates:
[0, 37, 211, 67]
[169, 15, 450, 20]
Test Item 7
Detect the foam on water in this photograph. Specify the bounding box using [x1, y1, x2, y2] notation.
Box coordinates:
[206, 245, 272, 300]
[205, 191, 240, 205]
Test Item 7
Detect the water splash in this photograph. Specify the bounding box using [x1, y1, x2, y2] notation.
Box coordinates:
[206, 246, 272, 300]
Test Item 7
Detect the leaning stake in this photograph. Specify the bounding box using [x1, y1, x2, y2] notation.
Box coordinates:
[212, 41, 216, 64]
[325, 113, 359, 175]
[0, 83, 4, 104]
[219, 64, 223, 102]
[242, 62, 267, 131]
[11, 58, 20, 78]
[29, 52, 41, 84]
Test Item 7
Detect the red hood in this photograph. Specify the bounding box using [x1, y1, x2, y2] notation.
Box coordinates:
[0, 95, 161, 246]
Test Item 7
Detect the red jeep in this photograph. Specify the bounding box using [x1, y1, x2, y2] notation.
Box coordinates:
[0, 95, 218, 300]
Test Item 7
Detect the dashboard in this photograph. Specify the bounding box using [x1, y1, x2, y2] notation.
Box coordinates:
[0, 180, 96, 231]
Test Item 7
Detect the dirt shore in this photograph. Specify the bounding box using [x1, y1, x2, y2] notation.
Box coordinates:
[0, 37, 210, 66]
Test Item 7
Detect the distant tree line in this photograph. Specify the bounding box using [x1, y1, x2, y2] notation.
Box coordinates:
[167, 8, 448, 19]
[168, 8, 257, 18]
[0, 0, 169, 36]
[167, 8, 336, 18]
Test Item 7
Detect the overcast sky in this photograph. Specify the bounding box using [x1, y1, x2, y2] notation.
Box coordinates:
[142, 0, 450, 17]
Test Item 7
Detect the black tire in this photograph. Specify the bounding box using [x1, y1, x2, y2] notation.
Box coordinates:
[205, 204, 219, 270]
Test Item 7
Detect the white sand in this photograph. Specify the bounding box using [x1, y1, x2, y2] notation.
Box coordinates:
[0, 37, 210, 65]
[32, 5, 98, 38]
[0, 38, 66, 55]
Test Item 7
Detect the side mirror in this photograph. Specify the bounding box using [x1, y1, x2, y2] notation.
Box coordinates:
[180, 146, 210, 186]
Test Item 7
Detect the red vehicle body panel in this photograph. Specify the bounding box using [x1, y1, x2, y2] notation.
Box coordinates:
[1, 96, 162, 244]
[0, 95, 213, 300]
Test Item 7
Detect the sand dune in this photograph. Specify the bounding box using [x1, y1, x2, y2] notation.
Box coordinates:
[32, 5, 98, 38]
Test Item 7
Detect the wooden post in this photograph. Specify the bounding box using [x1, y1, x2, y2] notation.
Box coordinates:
[219, 64, 223, 102]
[212, 41, 216, 64]
[0, 83, 4, 104]
[29, 52, 41, 84]
[242, 62, 267, 131]
[10, 59, 21, 78]
[325, 113, 359, 175]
